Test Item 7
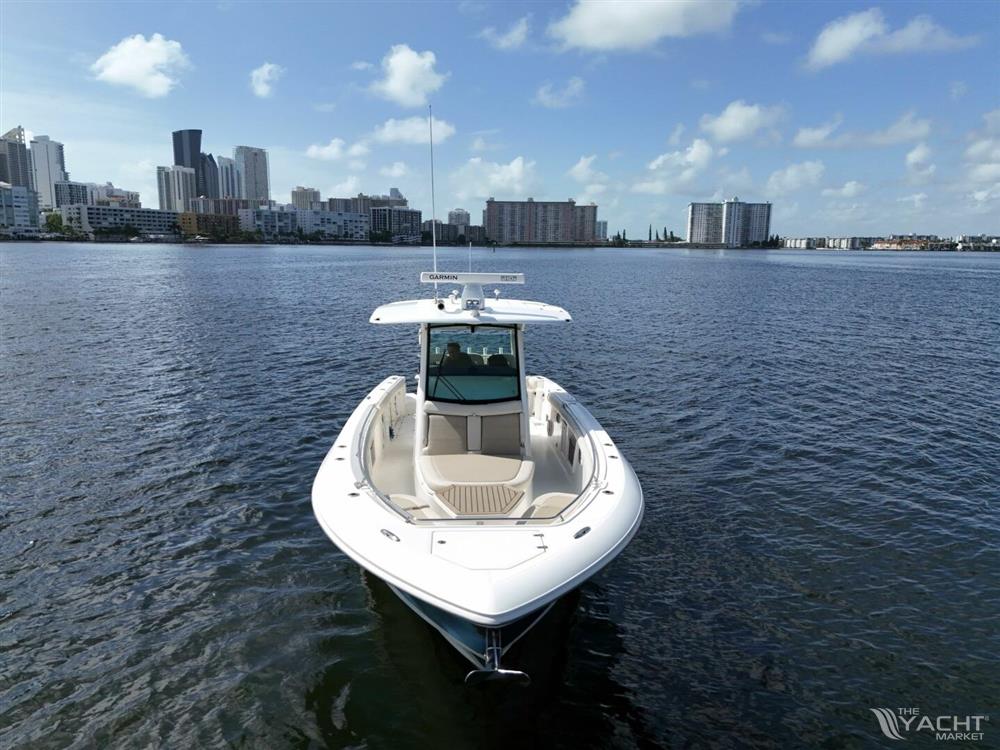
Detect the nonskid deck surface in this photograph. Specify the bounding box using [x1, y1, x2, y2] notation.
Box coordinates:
[369, 414, 580, 520]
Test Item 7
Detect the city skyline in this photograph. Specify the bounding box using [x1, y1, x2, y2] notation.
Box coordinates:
[2, 1, 998, 236]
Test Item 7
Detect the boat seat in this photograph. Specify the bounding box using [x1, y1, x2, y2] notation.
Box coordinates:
[390, 493, 433, 519]
[421, 453, 534, 490]
[522, 491, 577, 519]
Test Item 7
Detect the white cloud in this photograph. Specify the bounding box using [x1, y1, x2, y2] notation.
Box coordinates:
[250, 62, 284, 98]
[91, 33, 190, 98]
[822, 180, 866, 198]
[963, 111, 1000, 188]
[668, 123, 685, 146]
[765, 160, 825, 196]
[633, 138, 715, 194]
[699, 100, 783, 143]
[306, 138, 346, 161]
[451, 156, 537, 200]
[370, 44, 447, 107]
[576, 183, 607, 203]
[330, 176, 361, 195]
[567, 155, 606, 183]
[480, 15, 531, 50]
[471, 135, 500, 152]
[348, 141, 370, 157]
[371, 116, 456, 145]
[350, 60, 373, 71]
[807, 8, 977, 70]
[534, 77, 585, 108]
[379, 161, 409, 178]
[897, 192, 928, 210]
[548, 0, 741, 51]
[348, 160, 366, 172]
[905, 142, 935, 182]
[793, 112, 930, 148]
[793, 116, 842, 147]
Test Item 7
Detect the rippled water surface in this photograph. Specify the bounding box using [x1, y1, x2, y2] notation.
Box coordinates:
[2, 244, 999, 749]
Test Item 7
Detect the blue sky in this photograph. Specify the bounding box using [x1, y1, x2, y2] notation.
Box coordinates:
[2, 0, 998, 237]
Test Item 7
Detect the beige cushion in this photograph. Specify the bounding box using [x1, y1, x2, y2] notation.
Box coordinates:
[426, 414, 466, 455]
[481, 413, 521, 456]
[524, 491, 577, 519]
[420, 453, 534, 491]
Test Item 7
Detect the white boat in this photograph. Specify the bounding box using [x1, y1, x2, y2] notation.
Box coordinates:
[312, 271, 644, 684]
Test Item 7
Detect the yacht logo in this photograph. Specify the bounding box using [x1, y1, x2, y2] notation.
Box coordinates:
[870, 708, 905, 740]
[869, 708, 989, 742]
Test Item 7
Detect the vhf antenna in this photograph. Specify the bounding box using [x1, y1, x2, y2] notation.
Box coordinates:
[428, 104, 438, 301]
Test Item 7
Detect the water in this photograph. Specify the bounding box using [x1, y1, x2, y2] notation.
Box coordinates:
[2, 244, 998, 749]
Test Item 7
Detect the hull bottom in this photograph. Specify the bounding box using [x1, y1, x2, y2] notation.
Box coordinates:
[387, 584, 556, 682]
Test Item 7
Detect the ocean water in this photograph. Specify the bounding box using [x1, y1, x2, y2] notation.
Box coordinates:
[1, 243, 998, 749]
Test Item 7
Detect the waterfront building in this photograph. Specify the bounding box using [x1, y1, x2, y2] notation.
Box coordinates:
[484, 198, 598, 244]
[89, 182, 141, 208]
[573, 203, 598, 242]
[29, 135, 68, 210]
[292, 186, 321, 209]
[237, 207, 296, 238]
[686, 202, 725, 244]
[0, 127, 34, 190]
[448, 208, 470, 226]
[216, 156, 241, 199]
[423, 219, 459, 242]
[234, 146, 270, 201]
[199, 153, 220, 199]
[53, 180, 90, 207]
[189, 197, 274, 215]
[0, 182, 40, 235]
[464, 225, 486, 243]
[172, 129, 201, 184]
[370, 206, 422, 242]
[59, 204, 179, 236]
[596, 220, 608, 240]
[178, 212, 239, 237]
[157, 165, 196, 211]
[297, 209, 369, 240]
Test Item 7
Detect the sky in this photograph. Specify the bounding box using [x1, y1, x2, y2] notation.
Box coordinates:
[1, 0, 998, 237]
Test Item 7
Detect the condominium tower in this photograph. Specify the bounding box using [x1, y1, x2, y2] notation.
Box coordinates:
[29, 135, 68, 209]
[484, 198, 598, 244]
[234, 146, 270, 201]
[157, 165, 196, 211]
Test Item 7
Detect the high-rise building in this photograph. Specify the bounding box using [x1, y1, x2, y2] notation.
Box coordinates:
[447, 208, 470, 226]
[0, 182, 40, 234]
[291, 186, 321, 209]
[0, 127, 35, 190]
[53, 181, 90, 207]
[216, 156, 241, 199]
[157, 165, 196, 211]
[370, 206, 422, 242]
[30, 135, 68, 209]
[686, 202, 725, 244]
[484, 198, 598, 244]
[199, 153, 220, 199]
[687, 198, 771, 246]
[89, 182, 141, 208]
[234, 146, 270, 201]
[596, 220, 608, 240]
[172, 129, 202, 171]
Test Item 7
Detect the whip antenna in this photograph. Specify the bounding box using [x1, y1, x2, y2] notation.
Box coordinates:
[428, 105, 439, 299]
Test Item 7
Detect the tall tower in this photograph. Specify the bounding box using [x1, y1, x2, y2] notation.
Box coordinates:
[30, 135, 69, 210]
[0, 126, 35, 189]
[234, 146, 270, 201]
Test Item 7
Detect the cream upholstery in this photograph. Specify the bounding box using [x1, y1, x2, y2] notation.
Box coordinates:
[481, 413, 521, 456]
[523, 491, 577, 518]
[425, 414, 467, 455]
[421, 454, 534, 490]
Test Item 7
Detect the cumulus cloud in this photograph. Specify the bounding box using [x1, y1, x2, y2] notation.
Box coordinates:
[379, 161, 408, 178]
[905, 142, 935, 183]
[480, 15, 530, 50]
[897, 192, 928, 210]
[633, 138, 715, 194]
[668, 123, 685, 146]
[306, 138, 347, 161]
[451, 156, 537, 200]
[471, 135, 500, 152]
[793, 111, 930, 148]
[370, 44, 447, 107]
[567, 155, 606, 183]
[371, 116, 456, 145]
[330, 176, 361, 195]
[963, 109, 1000, 189]
[807, 8, 977, 70]
[91, 33, 190, 97]
[534, 77, 585, 108]
[765, 160, 825, 196]
[548, 0, 741, 51]
[250, 62, 284, 98]
[821, 180, 866, 198]
[699, 100, 783, 143]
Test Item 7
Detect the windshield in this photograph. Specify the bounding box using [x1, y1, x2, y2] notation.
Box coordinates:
[426, 325, 519, 404]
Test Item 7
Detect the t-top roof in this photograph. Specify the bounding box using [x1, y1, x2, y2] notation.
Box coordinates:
[370, 297, 572, 325]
